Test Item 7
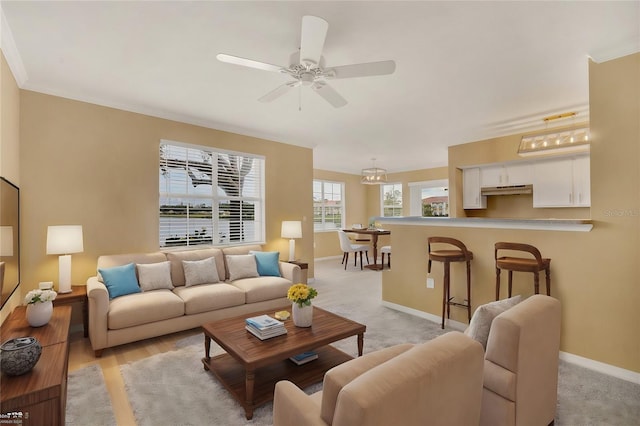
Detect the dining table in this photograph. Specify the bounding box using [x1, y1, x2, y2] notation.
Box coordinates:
[342, 228, 391, 271]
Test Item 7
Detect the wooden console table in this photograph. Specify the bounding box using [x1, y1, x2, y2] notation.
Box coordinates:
[0, 306, 71, 426]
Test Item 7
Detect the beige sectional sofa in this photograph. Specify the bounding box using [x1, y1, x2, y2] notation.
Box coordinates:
[87, 245, 301, 356]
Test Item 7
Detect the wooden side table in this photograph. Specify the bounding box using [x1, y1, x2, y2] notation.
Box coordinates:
[1, 306, 72, 426]
[53, 285, 88, 337]
[287, 260, 308, 284]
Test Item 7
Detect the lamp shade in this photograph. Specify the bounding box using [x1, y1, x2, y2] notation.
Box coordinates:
[281, 221, 302, 239]
[0, 226, 14, 257]
[46, 225, 84, 255]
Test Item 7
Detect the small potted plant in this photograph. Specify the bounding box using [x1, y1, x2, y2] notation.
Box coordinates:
[287, 283, 318, 327]
[24, 289, 57, 327]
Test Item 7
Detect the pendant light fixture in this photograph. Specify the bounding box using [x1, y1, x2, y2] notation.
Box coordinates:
[361, 158, 388, 184]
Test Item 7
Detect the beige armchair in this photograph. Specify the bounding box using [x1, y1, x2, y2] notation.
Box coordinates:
[481, 295, 561, 426]
[273, 332, 484, 426]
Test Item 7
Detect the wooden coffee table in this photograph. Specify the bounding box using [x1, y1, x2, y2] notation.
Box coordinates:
[201, 305, 366, 419]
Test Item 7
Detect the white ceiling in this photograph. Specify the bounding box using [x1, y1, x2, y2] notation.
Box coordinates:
[1, 1, 638, 174]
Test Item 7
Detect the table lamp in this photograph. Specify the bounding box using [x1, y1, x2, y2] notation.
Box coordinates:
[47, 225, 83, 294]
[281, 221, 302, 262]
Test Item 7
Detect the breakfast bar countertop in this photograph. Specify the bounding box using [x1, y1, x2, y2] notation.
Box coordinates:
[375, 216, 593, 232]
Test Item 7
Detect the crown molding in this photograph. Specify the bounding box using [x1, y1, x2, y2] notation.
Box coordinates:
[0, 5, 28, 86]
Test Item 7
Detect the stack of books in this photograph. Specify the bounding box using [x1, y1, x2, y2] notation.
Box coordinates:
[289, 351, 318, 365]
[245, 314, 287, 340]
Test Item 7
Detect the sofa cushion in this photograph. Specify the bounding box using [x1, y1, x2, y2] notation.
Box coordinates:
[173, 283, 246, 315]
[226, 254, 259, 282]
[321, 343, 414, 425]
[99, 263, 141, 299]
[182, 257, 220, 287]
[165, 248, 224, 287]
[250, 251, 282, 277]
[464, 295, 522, 350]
[97, 252, 167, 282]
[136, 261, 174, 291]
[222, 245, 263, 280]
[107, 290, 184, 329]
[230, 276, 290, 303]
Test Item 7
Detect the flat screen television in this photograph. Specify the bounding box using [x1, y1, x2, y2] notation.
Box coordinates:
[0, 177, 20, 309]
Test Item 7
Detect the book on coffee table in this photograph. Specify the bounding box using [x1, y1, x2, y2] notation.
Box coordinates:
[245, 314, 284, 330]
[245, 322, 287, 340]
[289, 351, 318, 365]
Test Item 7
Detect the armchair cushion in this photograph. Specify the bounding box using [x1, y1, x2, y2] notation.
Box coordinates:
[465, 295, 521, 350]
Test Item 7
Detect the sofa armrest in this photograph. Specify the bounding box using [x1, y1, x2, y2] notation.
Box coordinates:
[279, 261, 301, 283]
[87, 276, 110, 355]
[273, 381, 326, 426]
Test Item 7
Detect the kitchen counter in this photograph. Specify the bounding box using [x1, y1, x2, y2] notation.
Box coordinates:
[375, 216, 592, 232]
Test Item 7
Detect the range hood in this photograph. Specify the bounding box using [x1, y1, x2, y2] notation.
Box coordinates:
[481, 184, 533, 196]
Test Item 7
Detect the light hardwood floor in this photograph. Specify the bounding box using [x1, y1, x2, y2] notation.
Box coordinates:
[68, 326, 203, 425]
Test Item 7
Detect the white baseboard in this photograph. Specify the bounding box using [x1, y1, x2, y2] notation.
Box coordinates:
[382, 300, 640, 385]
[559, 351, 640, 385]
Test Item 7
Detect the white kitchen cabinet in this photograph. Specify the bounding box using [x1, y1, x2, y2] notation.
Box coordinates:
[481, 163, 532, 187]
[533, 155, 590, 207]
[463, 168, 487, 209]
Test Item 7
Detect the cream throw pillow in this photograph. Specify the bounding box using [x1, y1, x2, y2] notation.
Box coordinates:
[182, 257, 220, 287]
[136, 261, 174, 291]
[226, 254, 259, 282]
[464, 295, 522, 350]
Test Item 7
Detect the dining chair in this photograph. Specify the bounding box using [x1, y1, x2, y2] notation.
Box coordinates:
[338, 231, 370, 270]
[380, 245, 391, 268]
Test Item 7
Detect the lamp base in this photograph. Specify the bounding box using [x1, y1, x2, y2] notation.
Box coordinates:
[288, 239, 296, 262]
[58, 254, 73, 294]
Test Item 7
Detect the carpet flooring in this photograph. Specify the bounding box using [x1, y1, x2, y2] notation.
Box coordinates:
[66, 364, 116, 426]
[66, 257, 640, 425]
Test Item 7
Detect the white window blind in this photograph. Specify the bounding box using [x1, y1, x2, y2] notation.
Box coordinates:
[313, 180, 345, 231]
[159, 141, 265, 248]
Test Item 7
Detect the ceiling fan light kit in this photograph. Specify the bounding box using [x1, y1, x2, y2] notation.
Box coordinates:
[216, 15, 396, 108]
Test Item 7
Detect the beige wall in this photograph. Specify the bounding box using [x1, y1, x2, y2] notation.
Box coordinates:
[383, 53, 640, 373]
[0, 51, 21, 323]
[18, 91, 314, 295]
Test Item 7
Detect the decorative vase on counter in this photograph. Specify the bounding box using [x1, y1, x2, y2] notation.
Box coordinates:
[292, 303, 313, 327]
[26, 301, 53, 327]
[0, 337, 42, 376]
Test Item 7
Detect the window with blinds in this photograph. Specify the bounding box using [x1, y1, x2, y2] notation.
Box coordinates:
[313, 180, 345, 232]
[159, 141, 265, 248]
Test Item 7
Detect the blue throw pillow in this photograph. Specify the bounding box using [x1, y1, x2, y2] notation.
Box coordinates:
[249, 251, 281, 277]
[99, 263, 141, 299]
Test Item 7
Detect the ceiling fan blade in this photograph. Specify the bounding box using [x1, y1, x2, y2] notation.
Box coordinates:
[216, 53, 285, 73]
[258, 82, 299, 103]
[312, 81, 347, 108]
[299, 16, 328, 66]
[327, 60, 396, 79]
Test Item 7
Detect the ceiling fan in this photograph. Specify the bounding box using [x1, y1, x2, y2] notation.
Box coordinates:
[216, 15, 396, 108]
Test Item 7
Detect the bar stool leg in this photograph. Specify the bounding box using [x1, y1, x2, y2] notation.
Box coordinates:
[442, 261, 450, 329]
[508, 271, 513, 297]
[496, 267, 501, 301]
[545, 267, 551, 296]
[533, 271, 540, 294]
[466, 260, 472, 323]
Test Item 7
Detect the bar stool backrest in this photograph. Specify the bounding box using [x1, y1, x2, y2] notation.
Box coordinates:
[495, 242, 544, 265]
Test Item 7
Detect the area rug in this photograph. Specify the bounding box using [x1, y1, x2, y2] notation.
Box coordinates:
[107, 259, 640, 425]
[66, 364, 116, 426]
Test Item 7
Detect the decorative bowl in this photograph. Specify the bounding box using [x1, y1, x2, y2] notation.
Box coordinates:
[274, 310, 290, 320]
[0, 337, 42, 376]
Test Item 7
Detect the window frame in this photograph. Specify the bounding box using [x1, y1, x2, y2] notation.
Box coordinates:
[313, 179, 345, 232]
[159, 139, 265, 248]
[381, 182, 403, 217]
[409, 179, 449, 217]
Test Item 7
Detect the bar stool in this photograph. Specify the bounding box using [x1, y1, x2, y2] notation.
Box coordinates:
[380, 245, 391, 268]
[428, 237, 473, 329]
[495, 242, 551, 300]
